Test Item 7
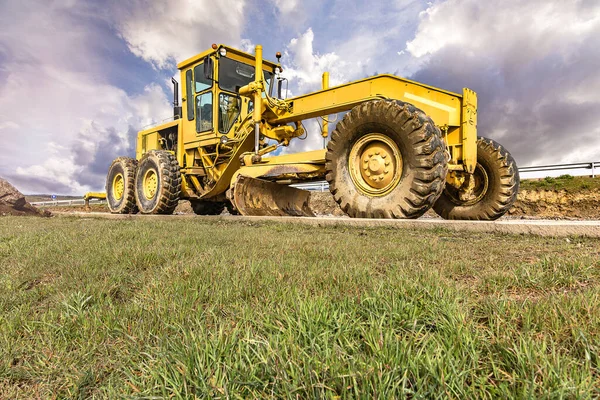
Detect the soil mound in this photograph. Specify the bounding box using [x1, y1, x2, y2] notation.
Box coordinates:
[174, 200, 194, 214]
[309, 191, 347, 217]
[0, 178, 51, 217]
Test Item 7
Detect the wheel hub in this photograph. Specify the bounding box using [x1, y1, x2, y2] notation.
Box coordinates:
[349, 133, 402, 196]
[445, 164, 489, 206]
[142, 169, 158, 200]
[112, 173, 124, 200]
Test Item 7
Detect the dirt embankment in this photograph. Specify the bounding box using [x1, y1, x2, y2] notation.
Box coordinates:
[0, 178, 51, 217]
[509, 189, 600, 219]
[310, 180, 600, 220]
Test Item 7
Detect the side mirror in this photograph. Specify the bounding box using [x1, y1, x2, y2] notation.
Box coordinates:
[203, 56, 214, 80]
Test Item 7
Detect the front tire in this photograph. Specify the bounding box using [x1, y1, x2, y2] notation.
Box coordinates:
[433, 137, 519, 220]
[326, 100, 447, 219]
[135, 150, 181, 214]
[106, 157, 137, 214]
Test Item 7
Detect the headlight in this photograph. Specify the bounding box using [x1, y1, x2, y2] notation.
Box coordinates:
[275, 67, 281, 74]
[220, 135, 228, 144]
[219, 48, 227, 57]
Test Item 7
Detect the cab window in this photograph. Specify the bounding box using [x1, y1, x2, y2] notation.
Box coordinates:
[219, 93, 241, 133]
[193, 63, 212, 93]
[196, 92, 213, 132]
[219, 57, 272, 94]
[185, 69, 194, 121]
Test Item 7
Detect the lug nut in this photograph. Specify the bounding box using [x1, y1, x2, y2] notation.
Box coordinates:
[382, 154, 387, 159]
[385, 161, 390, 166]
[384, 170, 389, 174]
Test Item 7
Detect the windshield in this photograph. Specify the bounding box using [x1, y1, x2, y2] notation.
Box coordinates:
[219, 57, 273, 94]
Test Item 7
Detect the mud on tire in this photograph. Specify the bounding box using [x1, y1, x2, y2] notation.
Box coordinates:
[325, 100, 447, 219]
[106, 157, 138, 214]
[135, 150, 181, 214]
[433, 137, 519, 220]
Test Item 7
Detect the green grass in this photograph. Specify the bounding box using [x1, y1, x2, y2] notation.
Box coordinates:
[1, 216, 599, 398]
[521, 175, 600, 192]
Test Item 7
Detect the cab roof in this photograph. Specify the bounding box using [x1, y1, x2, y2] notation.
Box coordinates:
[177, 44, 280, 71]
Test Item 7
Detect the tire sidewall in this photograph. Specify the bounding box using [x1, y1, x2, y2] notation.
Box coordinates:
[467, 143, 503, 216]
[106, 160, 131, 213]
[329, 103, 434, 215]
[135, 153, 163, 214]
[434, 137, 518, 220]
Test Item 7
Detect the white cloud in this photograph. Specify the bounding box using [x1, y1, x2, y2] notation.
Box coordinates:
[406, 0, 599, 61]
[282, 28, 382, 94]
[0, 1, 171, 194]
[278, 29, 348, 154]
[405, 0, 600, 165]
[272, 0, 299, 15]
[112, 0, 246, 69]
[3, 67, 170, 193]
[240, 39, 256, 54]
[278, 27, 399, 154]
[268, 0, 310, 28]
[0, 0, 251, 194]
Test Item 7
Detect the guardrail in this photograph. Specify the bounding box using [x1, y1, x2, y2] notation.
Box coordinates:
[519, 161, 597, 178]
[294, 161, 599, 192]
[30, 199, 106, 207]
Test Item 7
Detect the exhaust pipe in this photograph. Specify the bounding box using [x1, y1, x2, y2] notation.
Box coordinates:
[171, 77, 182, 119]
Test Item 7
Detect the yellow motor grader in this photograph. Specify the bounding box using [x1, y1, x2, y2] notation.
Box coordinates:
[105, 44, 519, 219]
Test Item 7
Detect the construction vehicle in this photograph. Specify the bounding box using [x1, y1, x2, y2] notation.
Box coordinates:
[105, 44, 519, 219]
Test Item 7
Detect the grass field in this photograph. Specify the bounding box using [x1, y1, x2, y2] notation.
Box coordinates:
[1, 216, 600, 398]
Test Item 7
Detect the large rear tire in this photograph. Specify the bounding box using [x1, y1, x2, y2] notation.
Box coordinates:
[190, 200, 225, 215]
[433, 137, 519, 220]
[134, 150, 181, 214]
[326, 100, 447, 218]
[106, 157, 137, 214]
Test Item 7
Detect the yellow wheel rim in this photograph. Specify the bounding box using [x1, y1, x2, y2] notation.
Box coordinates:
[349, 133, 403, 197]
[112, 173, 124, 200]
[142, 169, 158, 200]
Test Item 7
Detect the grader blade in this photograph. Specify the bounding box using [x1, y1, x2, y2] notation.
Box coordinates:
[232, 175, 315, 217]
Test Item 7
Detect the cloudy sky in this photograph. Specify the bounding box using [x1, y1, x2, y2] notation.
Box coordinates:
[1, 0, 598, 194]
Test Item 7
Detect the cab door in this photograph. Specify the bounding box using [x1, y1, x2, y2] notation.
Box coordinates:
[181, 58, 217, 149]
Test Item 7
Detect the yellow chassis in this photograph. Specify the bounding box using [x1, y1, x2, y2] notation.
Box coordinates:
[134, 44, 478, 202]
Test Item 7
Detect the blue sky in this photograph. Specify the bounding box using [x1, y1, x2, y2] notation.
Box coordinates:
[1, 0, 599, 194]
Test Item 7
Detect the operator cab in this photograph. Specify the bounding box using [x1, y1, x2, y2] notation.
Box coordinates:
[176, 45, 278, 143]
